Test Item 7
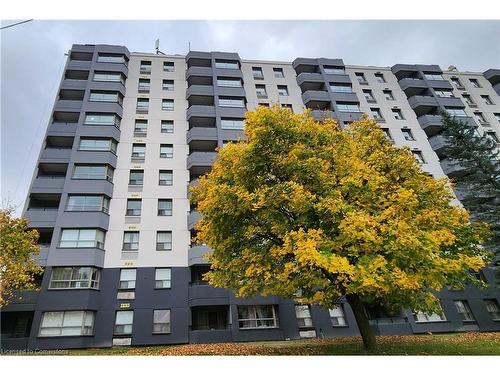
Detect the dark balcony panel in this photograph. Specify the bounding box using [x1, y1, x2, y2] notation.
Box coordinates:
[186, 51, 212, 67]
[427, 79, 454, 91]
[40, 147, 72, 162]
[440, 158, 467, 177]
[302, 90, 331, 105]
[189, 245, 212, 266]
[296, 72, 324, 86]
[337, 112, 363, 123]
[187, 127, 218, 144]
[67, 59, 92, 70]
[408, 95, 440, 116]
[189, 328, 232, 344]
[217, 107, 246, 118]
[61, 78, 88, 90]
[47, 122, 78, 137]
[436, 97, 465, 108]
[188, 210, 203, 230]
[45, 136, 74, 149]
[323, 73, 351, 84]
[58, 211, 110, 229]
[32, 177, 65, 194]
[84, 102, 123, 117]
[213, 68, 243, 79]
[186, 66, 213, 84]
[24, 209, 58, 227]
[71, 44, 95, 54]
[186, 85, 214, 99]
[187, 105, 216, 120]
[189, 285, 230, 306]
[79, 124, 121, 140]
[88, 81, 126, 97]
[92, 62, 128, 76]
[331, 92, 359, 103]
[64, 179, 114, 197]
[187, 151, 217, 169]
[54, 99, 83, 112]
[398, 78, 428, 96]
[417, 114, 444, 136]
[428, 134, 449, 157]
[219, 129, 246, 142]
[216, 86, 246, 97]
[292, 58, 320, 75]
[391, 64, 420, 80]
[47, 248, 105, 268]
[309, 109, 334, 121]
[484, 69, 500, 85]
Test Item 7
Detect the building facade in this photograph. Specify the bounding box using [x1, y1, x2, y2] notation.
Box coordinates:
[1, 44, 500, 350]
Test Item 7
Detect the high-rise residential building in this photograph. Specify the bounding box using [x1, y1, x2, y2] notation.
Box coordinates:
[2, 44, 499, 350]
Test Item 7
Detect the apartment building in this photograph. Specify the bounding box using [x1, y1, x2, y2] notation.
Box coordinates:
[1, 44, 499, 350]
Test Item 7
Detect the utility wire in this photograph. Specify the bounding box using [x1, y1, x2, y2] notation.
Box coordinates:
[0, 19, 33, 30]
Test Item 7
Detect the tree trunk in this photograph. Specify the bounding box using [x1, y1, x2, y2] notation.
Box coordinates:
[346, 294, 378, 352]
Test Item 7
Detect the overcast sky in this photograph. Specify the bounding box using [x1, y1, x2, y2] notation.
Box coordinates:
[1, 20, 499, 215]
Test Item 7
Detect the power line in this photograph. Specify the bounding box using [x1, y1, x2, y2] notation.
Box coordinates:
[0, 19, 33, 30]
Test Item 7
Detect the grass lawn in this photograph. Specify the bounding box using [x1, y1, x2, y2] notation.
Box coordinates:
[24, 332, 500, 356]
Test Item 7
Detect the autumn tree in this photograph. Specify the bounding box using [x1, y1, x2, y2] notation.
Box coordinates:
[440, 112, 500, 282]
[0, 207, 43, 306]
[190, 106, 490, 352]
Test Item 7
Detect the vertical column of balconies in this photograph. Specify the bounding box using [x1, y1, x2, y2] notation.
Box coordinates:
[292, 58, 361, 125]
[391, 64, 475, 177]
[18, 44, 130, 350]
[484, 69, 500, 96]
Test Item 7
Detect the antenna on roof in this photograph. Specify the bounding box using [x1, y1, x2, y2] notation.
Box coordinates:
[155, 39, 166, 55]
[188, 41, 191, 52]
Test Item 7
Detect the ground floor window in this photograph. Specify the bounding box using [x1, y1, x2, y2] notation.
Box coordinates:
[413, 305, 447, 323]
[295, 305, 313, 327]
[485, 300, 500, 321]
[114, 310, 133, 335]
[237, 305, 278, 329]
[153, 310, 171, 334]
[329, 304, 348, 326]
[39, 311, 94, 337]
[454, 300, 476, 322]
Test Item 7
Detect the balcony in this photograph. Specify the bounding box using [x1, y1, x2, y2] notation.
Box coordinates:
[189, 284, 230, 306]
[436, 96, 465, 108]
[311, 109, 334, 121]
[417, 114, 444, 136]
[484, 69, 500, 85]
[61, 78, 88, 90]
[398, 78, 427, 96]
[187, 127, 218, 144]
[188, 210, 203, 230]
[186, 66, 213, 86]
[391, 64, 420, 80]
[187, 105, 216, 121]
[189, 245, 212, 266]
[408, 95, 440, 116]
[296, 72, 324, 86]
[24, 193, 59, 226]
[186, 51, 212, 67]
[337, 111, 363, 123]
[186, 85, 214, 99]
[292, 58, 320, 75]
[440, 158, 467, 177]
[302, 90, 331, 107]
[330, 92, 359, 102]
[40, 147, 72, 162]
[428, 134, 449, 157]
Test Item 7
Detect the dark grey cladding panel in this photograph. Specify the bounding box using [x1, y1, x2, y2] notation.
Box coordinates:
[216, 107, 246, 118]
[484, 69, 500, 85]
[187, 127, 218, 143]
[24, 210, 58, 226]
[330, 92, 359, 102]
[56, 212, 110, 228]
[54, 100, 83, 112]
[186, 66, 213, 79]
[189, 285, 230, 306]
[296, 72, 324, 85]
[78, 125, 121, 140]
[67, 60, 92, 70]
[187, 105, 216, 119]
[72, 151, 117, 168]
[337, 112, 363, 123]
[31, 177, 66, 194]
[218, 129, 246, 142]
[1, 291, 39, 312]
[292, 57, 320, 69]
[70, 44, 96, 53]
[415, 64, 443, 73]
[186, 84, 214, 98]
[189, 329, 232, 344]
[88, 81, 126, 96]
[426, 79, 454, 90]
[317, 58, 344, 67]
[398, 77, 428, 91]
[63, 179, 114, 196]
[46, 248, 105, 267]
[134, 268, 190, 309]
[302, 90, 331, 103]
[210, 51, 240, 60]
[186, 50, 212, 60]
[61, 79, 88, 90]
[83, 102, 123, 116]
[436, 96, 465, 108]
[91, 62, 128, 76]
[216, 86, 245, 97]
[213, 68, 243, 78]
[323, 73, 352, 84]
[47, 123, 78, 136]
[39, 148, 72, 162]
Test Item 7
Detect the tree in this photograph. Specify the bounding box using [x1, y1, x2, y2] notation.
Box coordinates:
[190, 106, 490, 352]
[440, 112, 500, 283]
[0, 207, 43, 306]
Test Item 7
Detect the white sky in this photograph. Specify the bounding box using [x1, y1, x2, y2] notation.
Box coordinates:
[1, 19, 499, 215]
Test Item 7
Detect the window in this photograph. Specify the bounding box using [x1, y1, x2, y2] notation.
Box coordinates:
[138, 78, 150, 92]
[295, 305, 313, 327]
[330, 83, 352, 93]
[423, 73, 445, 81]
[462, 94, 475, 105]
[79, 138, 116, 153]
[59, 228, 105, 249]
[136, 98, 149, 113]
[219, 97, 245, 108]
[381, 128, 392, 141]
[72, 164, 113, 181]
[255, 84, 267, 98]
[156, 231, 172, 251]
[370, 108, 383, 120]
[153, 310, 171, 333]
[140, 60, 151, 74]
[49, 267, 100, 289]
[454, 300, 475, 321]
[383, 90, 394, 100]
[160, 144, 173, 158]
[486, 131, 499, 143]
[374, 73, 386, 83]
[495, 113, 500, 122]
[446, 108, 467, 117]
[159, 170, 173, 186]
[469, 78, 481, 88]
[126, 199, 142, 216]
[337, 102, 361, 112]
[134, 120, 147, 136]
[474, 112, 487, 123]
[323, 66, 345, 75]
[158, 199, 173, 216]
[402, 128, 415, 141]
[217, 77, 242, 87]
[434, 90, 454, 98]
[114, 310, 133, 335]
[413, 308, 447, 323]
[162, 99, 174, 111]
[481, 95, 494, 105]
[412, 150, 425, 164]
[93, 72, 124, 84]
[163, 61, 174, 72]
[39, 311, 94, 337]
[131, 144, 146, 161]
[220, 118, 245, 130]
[155, 268, 171, 289]
[89, 91, 121, 104]
[277, 85, 289, 96]
[162, 79, 174, 91]
[484, 300, 500, 320]
[122, 231, 139, 251]
[355, 72, 367, 84]
[325, 305, 346, 326]
[215, 59, 239, 70]
[392, 109, 405, 120]
[363, 90, 375, 102]
[273, 67, 284, 78]
[161, 120, 174, 133]
[258, 102, 270, 107]
[84, 113, 120, 127]
[129, 170, 144, 186]
[237, 305, 278, 329]
[119, 269, 136, 289]
[66, 195, 109, 213]
[450, 77, 464, 89]
[97, 54, 126, 65]
[252, 67, 264, 79]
